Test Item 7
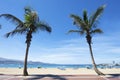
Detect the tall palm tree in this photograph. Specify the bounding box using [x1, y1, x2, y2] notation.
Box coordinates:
[68, 5, 105, 75]
[0, 7, 52, 76]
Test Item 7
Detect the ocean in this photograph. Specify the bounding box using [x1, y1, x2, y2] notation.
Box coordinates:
[0, 63, 92, 68]
[0, 63, 120, 69]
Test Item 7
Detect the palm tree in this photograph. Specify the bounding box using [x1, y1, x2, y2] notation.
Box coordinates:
[0, 7, 52, 76]
[68, 5, 105, 75]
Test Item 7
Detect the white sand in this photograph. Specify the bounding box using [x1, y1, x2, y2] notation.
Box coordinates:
[0, 68, 119, 75]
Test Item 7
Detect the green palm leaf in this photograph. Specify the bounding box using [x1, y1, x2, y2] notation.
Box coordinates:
[83, 10, 88, 25]
[90, 29, 103, 34]
[70, 14, 86, 29]
[36, 22, 52, 33]
[89, 5, 105, 27]
[68, 30, 85, 35]
[5, 27, 27, 38]
[0, 14, 23, 26]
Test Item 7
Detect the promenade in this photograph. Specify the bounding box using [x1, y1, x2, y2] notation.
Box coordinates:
[0, 74, 120, 80]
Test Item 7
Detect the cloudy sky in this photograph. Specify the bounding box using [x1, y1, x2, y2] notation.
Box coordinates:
[0, 0, 120, 64]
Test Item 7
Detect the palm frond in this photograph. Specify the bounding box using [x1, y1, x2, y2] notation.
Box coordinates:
[68, 30, 85, 35]
[70, 14, 86, 30]
[0, 14, 23, 25]
[89, 5, 105, 27]
[90, 29, 103, 34]
[5, 28, 27, 38]
[15, 23, 24, 29]
[5, 31, 19, 38]
[36, 22, 52, 33]
[83, 10, 88, 24]
[24, 7, 39, 25]
[24, 6, 32, 14]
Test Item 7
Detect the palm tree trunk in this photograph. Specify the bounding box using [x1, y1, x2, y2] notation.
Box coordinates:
[88, 43, 104, 75]
[23, 43, 29, 76]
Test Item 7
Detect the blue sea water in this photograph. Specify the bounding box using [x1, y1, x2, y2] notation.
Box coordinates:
[0, 63, 93, 68]
[0, 63, 120, 69]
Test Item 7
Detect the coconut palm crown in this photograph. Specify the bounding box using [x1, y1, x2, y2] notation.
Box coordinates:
[68, 5, 105, 75]
[0, 7, 52, 76]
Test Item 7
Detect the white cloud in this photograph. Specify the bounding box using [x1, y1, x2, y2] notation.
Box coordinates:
[1, 31, 120, 64]
[29, 33, 120, 64]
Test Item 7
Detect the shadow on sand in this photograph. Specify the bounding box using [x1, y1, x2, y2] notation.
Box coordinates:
[106, 74, 120, 78]
[24, 74, 67, 80]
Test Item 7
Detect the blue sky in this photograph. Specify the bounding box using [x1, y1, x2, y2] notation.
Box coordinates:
[0, 0, 120, 64]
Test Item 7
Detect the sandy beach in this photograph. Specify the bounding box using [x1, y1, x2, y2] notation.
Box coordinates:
[0, 68, 119, 75]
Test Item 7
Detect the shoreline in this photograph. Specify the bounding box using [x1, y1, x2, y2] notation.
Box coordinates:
[0, 68, 119, 75]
